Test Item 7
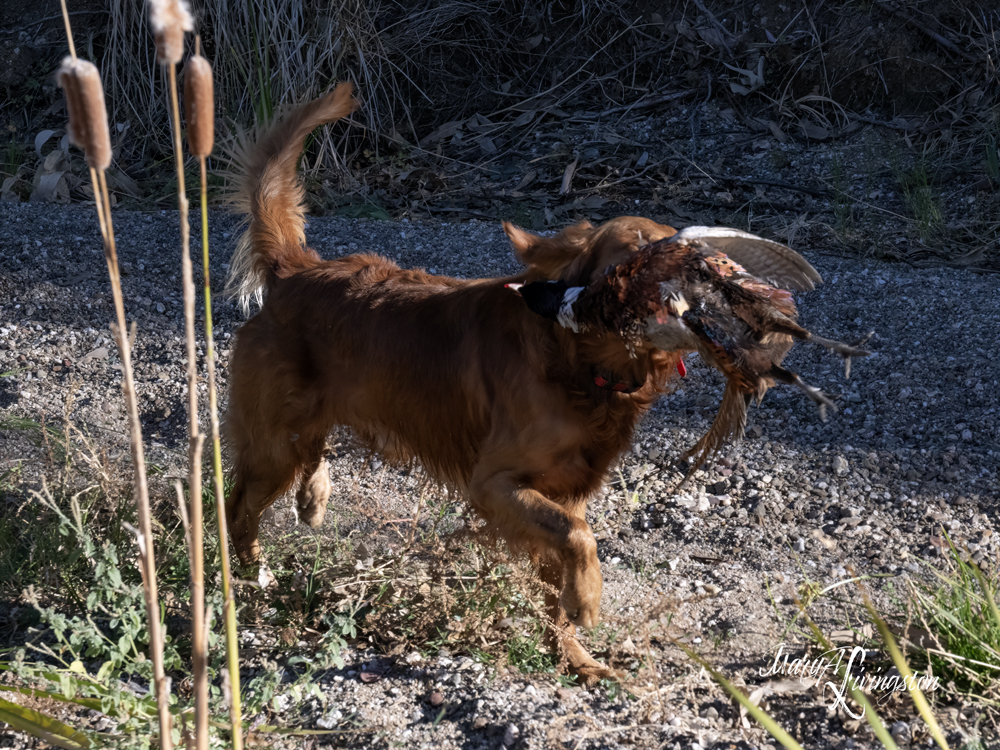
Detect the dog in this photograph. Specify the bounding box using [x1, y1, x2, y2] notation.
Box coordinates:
[224, 83, 683, 680]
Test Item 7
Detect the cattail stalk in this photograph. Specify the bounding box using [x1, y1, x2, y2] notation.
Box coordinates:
[151, 3, 223, 750]
[57, 3, 172, 747]
[184, 39, 245, 750]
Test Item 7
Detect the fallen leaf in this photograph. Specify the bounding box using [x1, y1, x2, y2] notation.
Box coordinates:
[30, 171, 68, 202]
[799, 119, 830, 140]
[475, 136, 497, 154]
[767, 120, 788, 143]
[513, 109, 536, 127]
[34, 129, 58, 159]
[559, 158, 578, 195]
[514, 171, 536, 190]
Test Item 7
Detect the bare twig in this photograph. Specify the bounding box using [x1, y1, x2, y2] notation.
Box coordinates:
[570, 90, 695, 120]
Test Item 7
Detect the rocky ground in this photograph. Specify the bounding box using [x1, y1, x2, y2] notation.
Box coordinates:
[1, 99, 999, 748]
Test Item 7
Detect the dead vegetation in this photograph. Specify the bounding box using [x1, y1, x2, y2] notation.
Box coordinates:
[0, 0, 998, 263]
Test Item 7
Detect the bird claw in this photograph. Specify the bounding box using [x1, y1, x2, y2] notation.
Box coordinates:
[843, 331, 874, 380]
[810, 331, 873, 380]
[793, 375, 837, 421]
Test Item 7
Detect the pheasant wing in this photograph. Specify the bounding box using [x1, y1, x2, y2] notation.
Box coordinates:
[669, 226, 822, 291]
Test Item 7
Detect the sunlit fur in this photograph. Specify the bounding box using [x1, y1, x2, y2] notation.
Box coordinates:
[223, 90, 681, 681]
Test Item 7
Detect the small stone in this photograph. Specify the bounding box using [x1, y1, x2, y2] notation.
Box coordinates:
[699, 705, 719, 720]
[833, 456, 849, 476]
[473, 716, 489, 730]
[793, 538, 806, 553]
[405, 651, 423, 665]
[503, 723, 520, 746]
[156, 302, 165, 313]
[556, 687, 576, 702]
[890, 721, 911, 742]
[316, 709, 343, 729]
[703, 583, 721, 596]
[429, 690, 444, 707]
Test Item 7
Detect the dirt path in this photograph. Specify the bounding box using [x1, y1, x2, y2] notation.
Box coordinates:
[1, 185, 998, 747]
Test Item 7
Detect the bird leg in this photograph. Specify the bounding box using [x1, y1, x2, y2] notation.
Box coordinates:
[768, 364, 837, 422]
[807, 330, 873, 380]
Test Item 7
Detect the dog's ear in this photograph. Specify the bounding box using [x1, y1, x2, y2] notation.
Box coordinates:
[503, 220, 594, 278]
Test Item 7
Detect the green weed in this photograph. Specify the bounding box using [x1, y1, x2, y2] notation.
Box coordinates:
[893, 155, 943, 240]
[831, 154, 854, 233]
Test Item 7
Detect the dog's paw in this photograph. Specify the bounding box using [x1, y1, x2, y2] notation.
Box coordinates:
[296, 462, 332, 528]
[558, 633, 622, 686]
[561, 566, 603, 629]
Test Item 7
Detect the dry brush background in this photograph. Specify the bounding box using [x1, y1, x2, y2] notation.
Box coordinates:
[1, 1, 1000, 748]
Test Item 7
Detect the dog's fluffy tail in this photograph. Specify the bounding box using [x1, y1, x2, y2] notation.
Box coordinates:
[226, 83, 357, 311]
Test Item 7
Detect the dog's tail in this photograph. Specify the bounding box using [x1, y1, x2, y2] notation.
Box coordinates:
[226, 83, 357, 311]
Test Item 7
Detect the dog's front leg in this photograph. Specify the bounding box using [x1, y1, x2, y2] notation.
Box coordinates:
[469, 470, 602, 628]
[538, 559, 623, 684]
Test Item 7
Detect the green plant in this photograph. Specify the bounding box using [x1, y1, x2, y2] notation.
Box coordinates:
[893, 155, 943, 240]
[28, 488, 182, 678]
[831, 154, 853, 233]
[900, 540, 1000, 701]
[1, 139, 28, 180]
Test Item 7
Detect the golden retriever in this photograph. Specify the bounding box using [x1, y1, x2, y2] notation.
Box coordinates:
[224, 83, 682, 679]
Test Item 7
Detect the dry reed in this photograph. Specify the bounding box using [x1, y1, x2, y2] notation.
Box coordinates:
[178, 37, 210, 750]
[184, 38, 246, 750]
[57, 1, 173, 747]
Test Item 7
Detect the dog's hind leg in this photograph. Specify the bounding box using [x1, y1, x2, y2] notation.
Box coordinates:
[226, 440, 300, 566]
[295, 436, 331, 529]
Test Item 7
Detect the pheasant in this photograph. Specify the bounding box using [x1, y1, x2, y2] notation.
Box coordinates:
[510, 226, 871, 475]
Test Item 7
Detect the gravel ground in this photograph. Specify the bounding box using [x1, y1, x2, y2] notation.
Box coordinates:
[1, 120, 1000, 747]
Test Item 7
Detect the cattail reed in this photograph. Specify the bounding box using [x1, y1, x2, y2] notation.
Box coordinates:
[149, 3, 202, 750]
[57, 3, 173, 747]
[184, 50, 213, 750]
[183, 42, 238, 750]
[149, 0, 193, 65]
[57, 59, 111, 171]
[184, 53, 214, 157]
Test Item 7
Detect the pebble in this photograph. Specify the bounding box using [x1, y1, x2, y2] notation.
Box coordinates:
[503, 723, 520, 746]
[316, 709, 343, 729]
[833, 456, 849, 476]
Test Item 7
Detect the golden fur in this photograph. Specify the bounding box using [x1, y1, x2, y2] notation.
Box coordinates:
[224, 84, 681, 680]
